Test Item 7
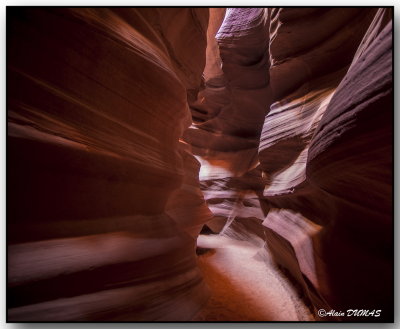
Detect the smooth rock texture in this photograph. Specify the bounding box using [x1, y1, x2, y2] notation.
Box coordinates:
[306, 11, 393, 317]
[184, 8, 271, 233]
[7, 7, 393, 322]
[187, 7, 393, 322]
[8, 7, 210, 321]
[261, 8, 393, 321]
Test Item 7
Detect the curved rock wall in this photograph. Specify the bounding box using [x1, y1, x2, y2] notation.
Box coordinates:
[261, 8, 393, 321]
[184, 8, 271, 233]
[7, 7, 393, 322]
[306, 10, 393, 316]
[8, 7, 211, 321]
[191, 7, 393, 321]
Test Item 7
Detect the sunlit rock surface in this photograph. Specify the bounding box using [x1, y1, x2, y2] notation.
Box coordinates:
[184, 8, 271, 233]
[7, 7, 393, 322]
[261, 8, 393, 321]
[192, 7, 393, 322]
[8, 7, 210, 321]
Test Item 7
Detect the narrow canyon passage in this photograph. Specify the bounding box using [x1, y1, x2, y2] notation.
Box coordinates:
[7, 7, 393, 322]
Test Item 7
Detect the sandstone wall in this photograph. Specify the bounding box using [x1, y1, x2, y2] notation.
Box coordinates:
[8, 7, 211, 321]
[191, 7, 393, 321]
[7, 7, 393, 322]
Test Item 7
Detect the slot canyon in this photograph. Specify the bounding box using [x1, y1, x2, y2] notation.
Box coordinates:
[7, 7, 393, 322]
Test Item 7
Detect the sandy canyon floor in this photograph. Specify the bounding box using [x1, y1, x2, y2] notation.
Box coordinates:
[193, 234, 314, 321]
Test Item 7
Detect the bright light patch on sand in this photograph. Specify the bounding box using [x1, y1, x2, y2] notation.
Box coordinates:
[195, 156, 235, 180]
[194, 234, 314, 321]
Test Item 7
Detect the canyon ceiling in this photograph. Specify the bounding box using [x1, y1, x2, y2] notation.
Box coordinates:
[7, 7, 393, 322]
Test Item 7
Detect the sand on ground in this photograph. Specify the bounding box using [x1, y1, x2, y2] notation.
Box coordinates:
[192, 234, 315, 321]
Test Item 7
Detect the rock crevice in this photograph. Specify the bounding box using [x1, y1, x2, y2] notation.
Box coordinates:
[7, 7, 393, 322]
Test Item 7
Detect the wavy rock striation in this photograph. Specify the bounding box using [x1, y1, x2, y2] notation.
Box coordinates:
[7, 7, 393, 322]
[306, 9, 393, 317]
[184, 8, 271, 233]
[260, 8, 393, 321]
[192, 7, 393, 321]
[8, 7, 211, 321]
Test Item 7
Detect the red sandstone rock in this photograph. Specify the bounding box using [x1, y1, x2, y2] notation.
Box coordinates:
[306, 10, 393, 318]
[7, 7, 393, 323]
[8, 7, 210, 321]
[191, 7, 393, 322]
[262, 8, 393, 321]
[184, 8, 271, 235]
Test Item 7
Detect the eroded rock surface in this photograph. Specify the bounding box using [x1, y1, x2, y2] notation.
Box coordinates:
[8, 7, 211, 321]
[191, 7, 393, 322]
[7, 7, 393, 322]
[184, 8, 271, 234]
